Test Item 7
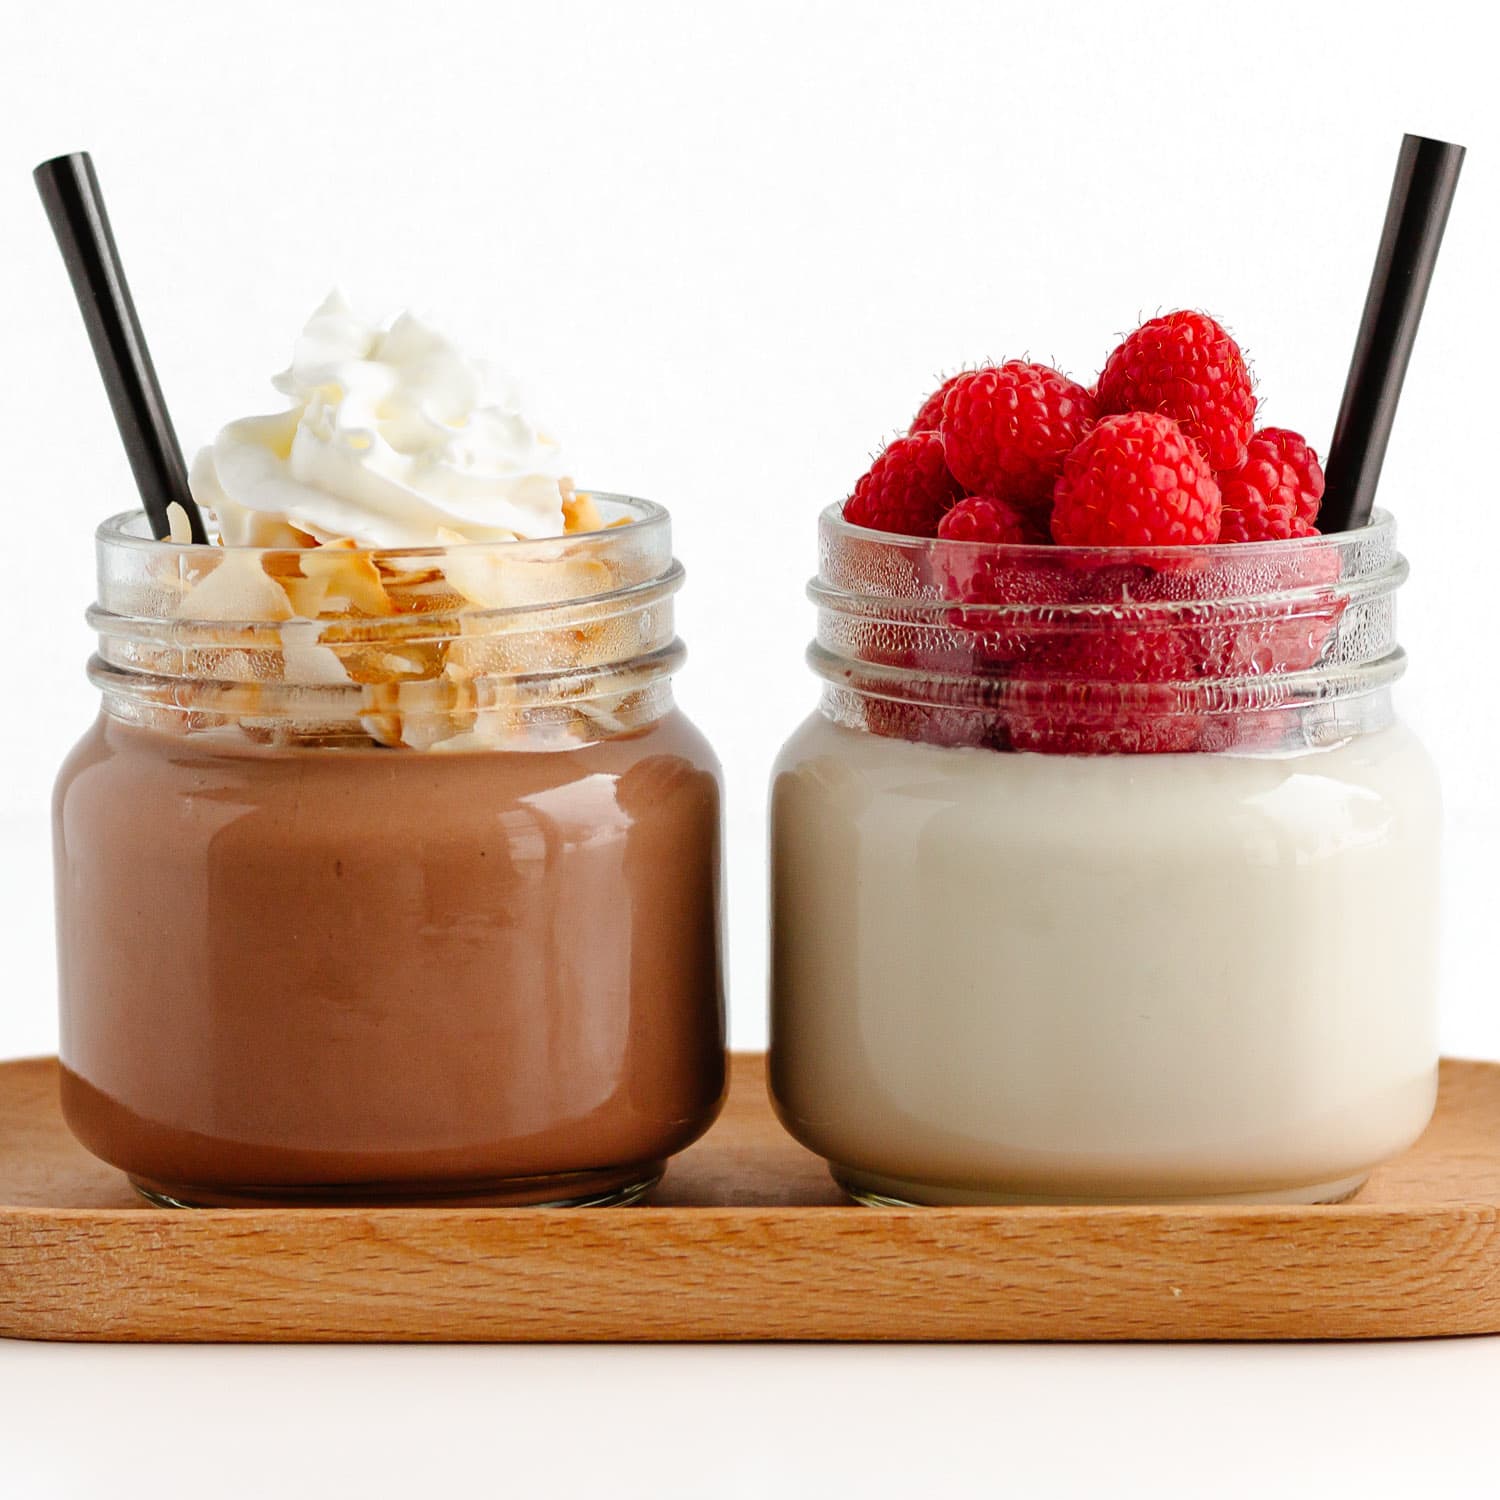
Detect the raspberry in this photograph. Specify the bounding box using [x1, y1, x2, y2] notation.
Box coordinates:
[1219, 428, 1325, 542]
[936, 495, 1036, 545]
[1193, 543, 1345, 678]
[844, 432, 963, 537]
[1006, 603, 1205, 754]
[1031, 615, 1197, 684]
[909, 373, 966, 435]
[935, 520, 1068, 665]
[1097, 310, 1256, 471]
[1051, 412, 1222, 547]
[939, 362, 1098, 513]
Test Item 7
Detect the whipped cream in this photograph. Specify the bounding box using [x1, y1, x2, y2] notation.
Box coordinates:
[190, 292, 572, 548]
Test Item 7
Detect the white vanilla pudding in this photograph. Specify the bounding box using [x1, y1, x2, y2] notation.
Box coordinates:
[770, 715, 1440, 1205]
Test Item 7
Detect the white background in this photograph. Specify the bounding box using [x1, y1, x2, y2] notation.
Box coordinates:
[1, 2, 1496, 1495]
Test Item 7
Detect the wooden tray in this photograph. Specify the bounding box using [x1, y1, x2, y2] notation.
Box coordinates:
[2, 1052, 1498, 1343]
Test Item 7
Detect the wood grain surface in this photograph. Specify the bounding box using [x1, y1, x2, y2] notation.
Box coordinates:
[2, 1053, 1498, 1343]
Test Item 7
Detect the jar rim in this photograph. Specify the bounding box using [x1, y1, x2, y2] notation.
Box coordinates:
[818, 502, 1395, 563]
[96, 490, 669, 559]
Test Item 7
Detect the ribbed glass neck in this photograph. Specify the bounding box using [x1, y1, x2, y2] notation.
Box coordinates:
[809, 506, 1406, 755]
[89, 494, 684, 751]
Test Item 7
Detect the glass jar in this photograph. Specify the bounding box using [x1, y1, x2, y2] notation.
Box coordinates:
[55, 496, 725, 1206]
[769, 505, 1440, 1206]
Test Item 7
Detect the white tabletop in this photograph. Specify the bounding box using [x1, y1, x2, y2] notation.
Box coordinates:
[1, 1337, 1495, 1498]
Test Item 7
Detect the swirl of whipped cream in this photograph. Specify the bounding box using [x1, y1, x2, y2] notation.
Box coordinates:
[190, 291, 572, 548]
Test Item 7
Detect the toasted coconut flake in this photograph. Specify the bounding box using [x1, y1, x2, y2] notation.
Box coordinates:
[177, 552, 296, 622]
[360, 714, 405, 747]
[166, 502, 195, 545]
[279, 573, 334, 618]
[301, 542, 394, 616]
[279, 620, 352, 686]
[563, 491, 604, 534]
[439, 542, 614, 611]
[374, 558, 448, 591]
[380, 575, 470, 616]
[261, 550, 306, 580]
[336, 640, 444, 685]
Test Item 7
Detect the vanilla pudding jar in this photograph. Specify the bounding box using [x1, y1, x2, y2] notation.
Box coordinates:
[769, 507, 1440, 1205]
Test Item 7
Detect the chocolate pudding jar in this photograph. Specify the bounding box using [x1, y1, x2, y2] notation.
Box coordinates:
[55, 497, 726, 1206]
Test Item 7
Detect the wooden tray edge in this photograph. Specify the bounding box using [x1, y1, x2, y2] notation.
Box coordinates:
[5, 1200, 1499, 1343]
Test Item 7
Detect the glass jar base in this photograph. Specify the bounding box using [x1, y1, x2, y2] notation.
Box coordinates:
[129, 1163, 664, 1210]
[831, 1164, 1370, 1207]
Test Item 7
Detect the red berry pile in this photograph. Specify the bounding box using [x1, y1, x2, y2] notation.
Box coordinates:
[844, 309, 1324, 546]
[839, 311, 1341, 754]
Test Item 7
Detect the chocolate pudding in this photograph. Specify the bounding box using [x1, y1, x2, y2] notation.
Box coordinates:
[56, 710, 725, 1205]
